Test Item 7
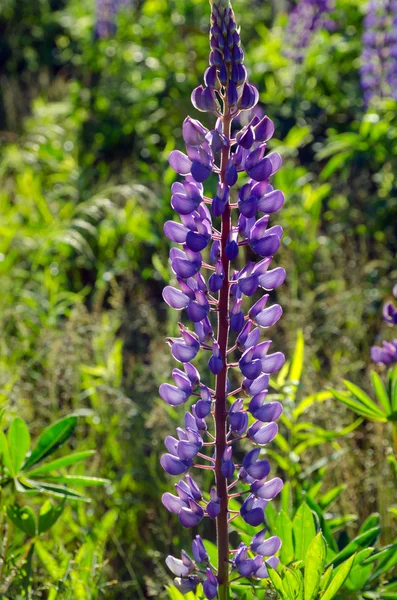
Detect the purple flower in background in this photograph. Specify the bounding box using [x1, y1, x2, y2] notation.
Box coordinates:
[160, 1, 285, 596]
[371, 285, 397, 366]
[286, 0, 335, 62]
[360, 0, 397, 105]
[95, 0, 131, 38]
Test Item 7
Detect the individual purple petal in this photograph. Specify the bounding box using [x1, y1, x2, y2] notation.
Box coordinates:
[225, 158, 238, 186]
[239, 83, 259, 110]
[237, 125, 255, 149]
[247, 157, 273, 182]
[239, 274, 259, 296]
[163, 286, 190, 310]
[250, 399, 283, 422]
[191, 85, 206, 112]
[184, 363, 200, 387]
[159, 383, 188, 406]
[259, 267, 286, 290]
[243, 374, 270, 396]
[166, 555, 192, 577]
[207, 488, 221, 519]
[186, 301, 208, 323]
[208, 354, 223, 375]
[267, 152, 282, 174]
[249, 294, 269, 319]
[174, 575, 200, 593]
[247, 421, 278, 445]
[182, 116, 208, 146]
[252, 534, 282, 557]
[252, 477, 284, 501]
[255, 556, 279, 578]
[191, 160, 212, 183]
[261, 352, 285, 373]
[192, 535, 208, 563]
[169, 150, 192, 175]
[254, 304, 283, 328]
[203, 568, 218, 600]
[255, 116, 275, 142]
[179, 500, 204, 528]
[162, 492, 185, 514]
[164, 221, 188, 243]
[257, 189, 285, 214]
[161, 454, 192, 476]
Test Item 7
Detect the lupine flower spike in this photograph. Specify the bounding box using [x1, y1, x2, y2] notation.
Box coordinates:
[161, 1, 285, 597]
[371, 285, 397, 366]
[286, 0, 335, 62]
[360, 0, 397, 105]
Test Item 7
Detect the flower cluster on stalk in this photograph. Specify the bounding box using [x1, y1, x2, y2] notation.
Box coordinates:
[286, 0, 335, 62]
[95, 0, 130, 38]
[160, 1, 285, 596]
[360, 0, 397, 105]
[371, 285, 397, 366]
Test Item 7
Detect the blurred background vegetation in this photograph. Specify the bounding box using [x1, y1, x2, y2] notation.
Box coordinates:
[0, 0, 396, 597]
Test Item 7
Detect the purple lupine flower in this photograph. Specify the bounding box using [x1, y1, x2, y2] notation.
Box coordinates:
[161, 0, 284, 595]
[286, 0, 336, 62]
[360, 0, 397, 105]
[95, 0, 131, 38]
[371, 285, 397, 366]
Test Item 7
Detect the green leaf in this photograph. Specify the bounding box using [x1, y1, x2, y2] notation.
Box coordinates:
[343, 380, 386, 417]
[305, 495, 338, 552]
[328, 527, 381, 568]
[38, 500, 65, 534]
[276, 511, 294, 564]
[358, 513, 380, 534]
[35, 540, 65, 580]
[332, 390, 386, 422]
[267, 565, 291, 600]
[319, 485, 346, 510]
[40, 475, 108, 486]
[22, 416, 77, 470]
[292, 503, 316, 561]
[319, 566, 333, 592]
[23, 478, 89, 502]
[8, 418, 31, 475]
[7, 504, 36, 537]
[0, 429, 14, 476]
[320, 555, 355, 600]
[25, 450, 95, 476]
[289, 330, 304, 383]
[166, 588, 185, 600]
[284, 567, 304, 600]
[304, 533, 327, 600]
[203, 539, 218, 569]
[371, 371, 391, 415]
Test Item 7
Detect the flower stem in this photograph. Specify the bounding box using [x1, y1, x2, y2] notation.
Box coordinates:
[214, 111, 232, 600]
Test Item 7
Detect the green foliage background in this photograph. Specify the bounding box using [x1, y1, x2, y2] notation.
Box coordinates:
[0, 0, 396, 597]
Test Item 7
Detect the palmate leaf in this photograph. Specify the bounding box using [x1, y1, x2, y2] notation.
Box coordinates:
[267, 565, 291, 600]
[22, 416, 77, 470]
[331, 390, 387, 422]
[343, 380, 387, 419]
